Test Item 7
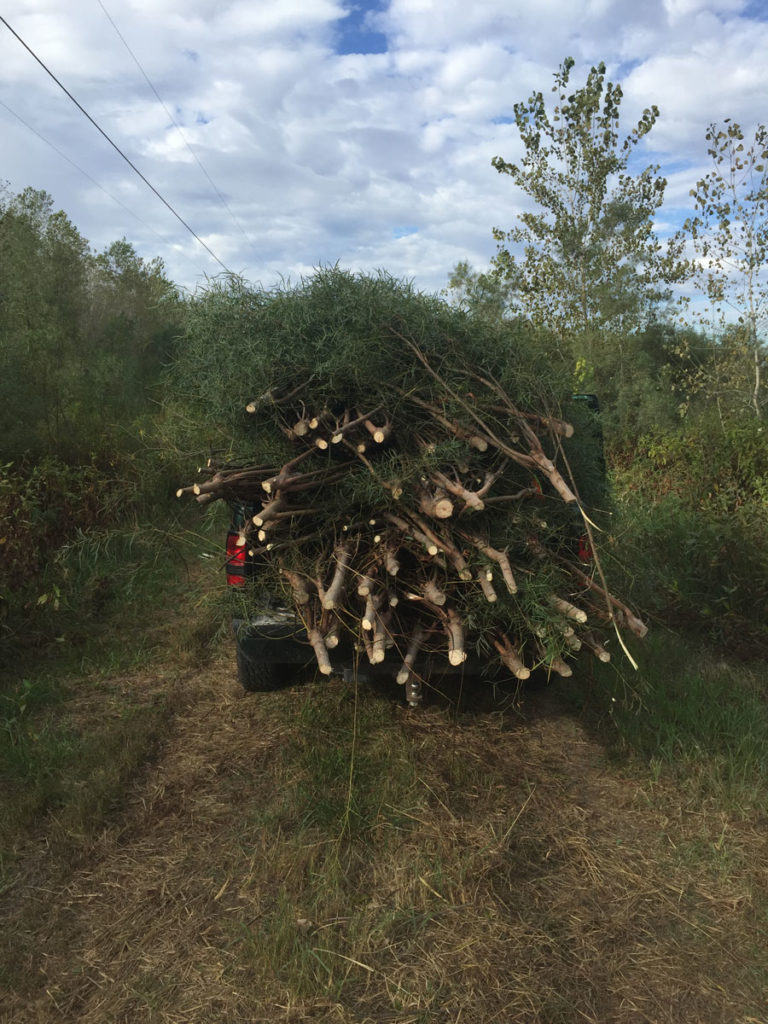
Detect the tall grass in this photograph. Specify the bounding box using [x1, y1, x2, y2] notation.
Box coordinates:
[222, 662, 768, 1021]
[0, 675, 171, 847]
[573, 629, 768, 810]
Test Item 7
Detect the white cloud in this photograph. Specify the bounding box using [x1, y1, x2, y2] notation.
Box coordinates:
[0, 0, 766, 294]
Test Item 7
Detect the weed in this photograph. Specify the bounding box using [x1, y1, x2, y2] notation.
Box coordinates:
[1, 561, 767, 1023]
[585, 629, 768, 810]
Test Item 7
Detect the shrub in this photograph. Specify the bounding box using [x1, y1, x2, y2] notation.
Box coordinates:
[611, 418, 768, 651]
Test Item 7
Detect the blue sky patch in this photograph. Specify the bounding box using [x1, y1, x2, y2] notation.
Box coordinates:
[615, 58, 641, 79]
[742, 1, 768, 22]
[335, 1, 388, 55]
[393, 225, 418, 239]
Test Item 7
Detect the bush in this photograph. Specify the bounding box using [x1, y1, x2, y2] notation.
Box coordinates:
[0, 450, 182, 657]
[611, 418, 768, 651]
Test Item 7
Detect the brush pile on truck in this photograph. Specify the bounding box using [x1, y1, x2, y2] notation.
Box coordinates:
[175, 269, 645, 702]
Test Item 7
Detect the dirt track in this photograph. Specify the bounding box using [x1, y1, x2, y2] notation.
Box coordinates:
[3, 653, 765, 1024]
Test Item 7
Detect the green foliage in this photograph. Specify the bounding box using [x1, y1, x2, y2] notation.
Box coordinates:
[679, 121, 768, 419]
[0, 185, 181, 463]
[0, 185, 188, 661]
[611, 417, 768, 648]
[0, 451, 191, 661]
[446, 59, 694, 452]
[173, 266, 569, 451]
[0, 672, 169, 844]
[588, 631, 768, 808]
[489, 58, 680, 352]
[445, 260, 519, 323]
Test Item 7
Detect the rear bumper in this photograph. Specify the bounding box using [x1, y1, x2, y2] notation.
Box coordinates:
[233, 614, 312, 666]
[232, 615, 489, 680]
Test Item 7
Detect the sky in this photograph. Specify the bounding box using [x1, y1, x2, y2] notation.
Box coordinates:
[1, 0, 767, 295]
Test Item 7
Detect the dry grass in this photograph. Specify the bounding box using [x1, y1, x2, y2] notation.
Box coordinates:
[2, 655, 767, 1024]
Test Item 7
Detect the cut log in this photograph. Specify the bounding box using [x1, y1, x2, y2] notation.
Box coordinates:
[567, 565, 648, 639]
[548, 595, 588, 624]
[445, 607, 467, 666]
[308, 627, 333, 675]
[386, 514, 439, 556]
[323, 543, 352, 610]
[430, 470, 485, 512]
[324, 616, 341, 649]
[476, 570, 498, 603]
[362, 593, 382, 631]
[364, 416, 392, 444]
[253, 496, 286, 527]
[418, 486, 454, 519]
[583, 632, 611, 662]
[357, 573, 376, 597]
[493, 635, 530, 680]
[547, 656, 573, 678]
[371, 609, 390, 663]
[397, 624, 426, 685]
[422, 578, 447, 606]
[330, 407, 382, 443]
[462, 534, 518, 594]
[384, 545, 400, 577]
[410, 515, 472, 580]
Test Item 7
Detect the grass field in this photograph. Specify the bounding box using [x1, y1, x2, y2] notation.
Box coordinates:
[1, 566, 767, 1023]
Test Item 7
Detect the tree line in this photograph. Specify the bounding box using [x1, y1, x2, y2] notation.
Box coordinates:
[0, 184, 182, 647]
[0, 183, 180, 464]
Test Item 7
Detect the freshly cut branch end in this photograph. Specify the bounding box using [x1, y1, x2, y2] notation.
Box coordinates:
[476, 570, 498, 603]
[493, 636, 530, 680]
[445, 607, 467, 666]
[549, 595, 588, 624]
[422, 578, 447, 606]
[308, 627, 333, 675]
[547, 655, 573, 678]
[397, 625, 426, 685]
[583, 632, 611, 662]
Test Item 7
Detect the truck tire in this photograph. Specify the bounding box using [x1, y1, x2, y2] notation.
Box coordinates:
[236, 646, 296, 692]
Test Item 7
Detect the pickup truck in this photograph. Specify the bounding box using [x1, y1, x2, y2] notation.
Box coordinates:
[223, 395, 602, 705]
[225, 501, 488, 705]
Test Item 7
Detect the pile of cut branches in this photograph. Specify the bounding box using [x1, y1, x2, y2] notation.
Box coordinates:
[175, 269, 645, 693]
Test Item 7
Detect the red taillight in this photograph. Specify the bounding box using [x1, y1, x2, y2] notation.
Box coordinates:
[225, 532, 247, 587]
[577, 534, 593, 562]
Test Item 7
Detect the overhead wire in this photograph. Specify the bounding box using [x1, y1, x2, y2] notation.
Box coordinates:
[96, 0, 252, 246]
[0, 96, 170, 247]
[0, 12, 232, 274]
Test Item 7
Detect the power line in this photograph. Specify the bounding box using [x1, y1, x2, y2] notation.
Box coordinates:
[0, 96, 170, 246]
[97, 0, 252, 246]
[0, 12, 231, 274]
